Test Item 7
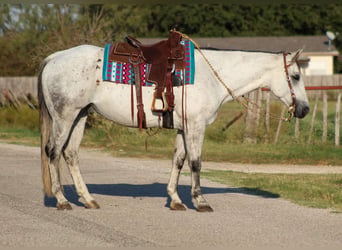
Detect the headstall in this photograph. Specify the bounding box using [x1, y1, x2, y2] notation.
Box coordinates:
[282, 53, 297, 122]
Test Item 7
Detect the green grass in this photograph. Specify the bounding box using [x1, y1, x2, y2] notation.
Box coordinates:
[202, 142, 342, 165]
[1, 101, 342, 212]
[201, 170, 342, 212]
[2, 99, 342, 164]
[0, 105, 40, 146]
[0, 127, 40, 146]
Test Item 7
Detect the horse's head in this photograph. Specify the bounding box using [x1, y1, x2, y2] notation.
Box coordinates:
[270, 50, 310, 120]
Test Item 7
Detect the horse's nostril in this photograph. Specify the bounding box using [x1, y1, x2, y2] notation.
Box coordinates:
[295, 104, 310, 118]
[303, 106, 310, 116]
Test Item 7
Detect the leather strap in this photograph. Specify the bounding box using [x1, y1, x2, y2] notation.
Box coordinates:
[132, 61, 146, 131]
[131, 82, 134, 123]
[165, 70, 174, 111]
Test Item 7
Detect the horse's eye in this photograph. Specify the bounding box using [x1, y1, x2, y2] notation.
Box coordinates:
[292, 74, 300, 81]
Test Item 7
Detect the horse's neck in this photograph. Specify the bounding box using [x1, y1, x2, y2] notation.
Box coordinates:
[198, 49, 280, 104]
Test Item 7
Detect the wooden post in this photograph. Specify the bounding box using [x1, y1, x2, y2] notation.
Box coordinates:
[308, 95, 319, 144]
[322, 91, 328, 143]
[244, 91, 258, 143]
[264, 92, 270, 143]
[222, 111, 244, 132]
[294, 118, 299, 140]
[256, 88, 262, 123]
[335, 92, 341, 146]
[274, 106, 286, 144]
[256, 88, 262, 141]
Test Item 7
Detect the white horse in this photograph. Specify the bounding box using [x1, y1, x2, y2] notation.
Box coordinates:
[38, 44, 309, 211]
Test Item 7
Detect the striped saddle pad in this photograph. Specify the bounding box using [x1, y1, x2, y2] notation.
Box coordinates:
[102, 40, 195, 86]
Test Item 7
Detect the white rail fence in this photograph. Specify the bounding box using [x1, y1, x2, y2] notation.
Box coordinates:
[244, 74, 342, 145]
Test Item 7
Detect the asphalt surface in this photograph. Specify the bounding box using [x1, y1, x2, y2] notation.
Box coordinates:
[0, 143, 341, 248]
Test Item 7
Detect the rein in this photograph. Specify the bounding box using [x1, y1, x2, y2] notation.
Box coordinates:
[174, 30, 297, 122]
[173, 31, 247, 108]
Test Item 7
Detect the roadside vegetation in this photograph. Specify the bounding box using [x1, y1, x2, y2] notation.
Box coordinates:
[201, 171, 342, 213]
[1, 99, 342, 164]
[1, 92, 342, 213]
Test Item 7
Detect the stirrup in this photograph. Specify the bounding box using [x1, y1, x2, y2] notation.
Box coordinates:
[151, 92, 168, 112]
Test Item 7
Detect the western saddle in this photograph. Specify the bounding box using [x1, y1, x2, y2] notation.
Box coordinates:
[109, 29, 185, 131]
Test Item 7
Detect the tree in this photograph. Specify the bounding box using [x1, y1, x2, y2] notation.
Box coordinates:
[0, 4, 111, 75]
[1, 3, 342, 76]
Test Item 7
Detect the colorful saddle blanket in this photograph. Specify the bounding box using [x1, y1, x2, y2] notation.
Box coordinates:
[102, 40, 195, 86]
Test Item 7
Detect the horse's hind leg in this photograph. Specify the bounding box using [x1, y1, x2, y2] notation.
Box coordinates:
[62, 113, 100, 209]
[167, 130, 187, 210]
[46, 119, 75, 210]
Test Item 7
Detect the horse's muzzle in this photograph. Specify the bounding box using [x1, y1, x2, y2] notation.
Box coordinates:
[294, 100, 310, 118]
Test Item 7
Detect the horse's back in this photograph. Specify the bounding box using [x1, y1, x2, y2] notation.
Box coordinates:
[47, 44, 102, 59]
[41, 45, 104, 112]
[42, 44, 103, 83]
[44, 45, 103, 70]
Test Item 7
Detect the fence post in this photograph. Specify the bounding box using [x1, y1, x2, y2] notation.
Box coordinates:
[335, 92, 341, 146]
[308, 95, 319, 144]
[294, 118, 299, 140]
[243, 90, 258, 143]
[274, 106, 286, 144]
[322, 91, 328, 143]
[264, 91, 270, 143]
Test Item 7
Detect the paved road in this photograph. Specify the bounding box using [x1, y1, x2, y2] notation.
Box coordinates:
[0, 143, 341, 247]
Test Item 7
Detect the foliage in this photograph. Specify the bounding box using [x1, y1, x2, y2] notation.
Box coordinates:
[0, 3, 342, 76]
[2, 98, 342, 165]
[201, 170, 342, 212]
[0, 104, 40, 146]
[0, 4, 112, 75]
[0, 105, 38, 129]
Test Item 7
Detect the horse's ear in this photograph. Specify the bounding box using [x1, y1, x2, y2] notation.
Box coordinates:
[290, 48, 303, 64]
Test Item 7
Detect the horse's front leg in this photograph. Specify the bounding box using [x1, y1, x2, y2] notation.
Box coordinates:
[189, 157, 213, 212]
[167, 130, 187, 210]
[186, 125, 213, 212]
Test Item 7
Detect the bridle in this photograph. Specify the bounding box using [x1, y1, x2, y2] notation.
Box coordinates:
[283, 52, 297, 122]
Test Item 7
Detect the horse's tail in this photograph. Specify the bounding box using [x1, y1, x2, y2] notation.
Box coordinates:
[38, 59, 53, 197]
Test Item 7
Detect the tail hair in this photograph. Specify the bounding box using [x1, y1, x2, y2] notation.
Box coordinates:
[38, 59, 53, 196]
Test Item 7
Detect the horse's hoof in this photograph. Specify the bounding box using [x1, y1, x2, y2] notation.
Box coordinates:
[197, 205, 214, 212]
[85, 200, 100, 209]
[170, 201, 186, 211]
[57, 202, 72, 210]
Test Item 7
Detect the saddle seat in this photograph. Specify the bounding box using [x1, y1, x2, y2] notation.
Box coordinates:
[125, 36, 168, 64]
[124, 35, 183, 65]
[109, 30, 185, 89]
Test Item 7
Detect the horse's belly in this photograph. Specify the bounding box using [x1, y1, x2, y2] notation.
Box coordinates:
[92, 83, 183, 128]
